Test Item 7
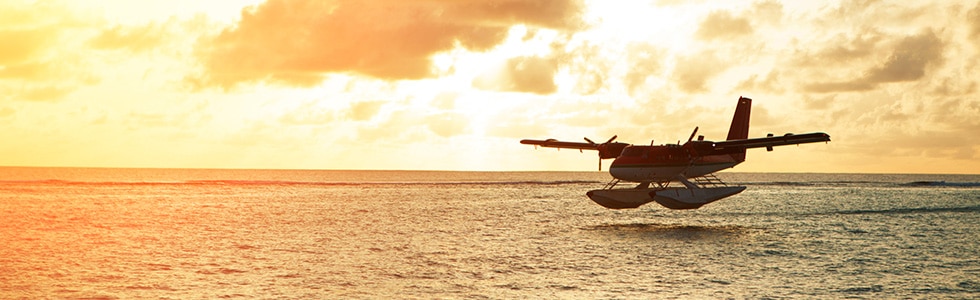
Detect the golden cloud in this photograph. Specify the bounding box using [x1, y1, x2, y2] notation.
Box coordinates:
[624, 43, 665, 95]
[0, 2, 92, 102]
[195, 0, 585, 87]
[866, 30, 943, 83]
[348, 101, 385, 122]
[803, 30, 944, 93]
[695, 10, 753, 40]
[561, 42, 611, 95]
[89, 23, 169, 53]
[472, 56, 558, 94]
[970, 3, 980, 40]
[672, 50, 727, 93]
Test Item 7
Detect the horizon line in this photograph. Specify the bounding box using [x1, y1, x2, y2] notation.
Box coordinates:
[1, 165, 978, 176]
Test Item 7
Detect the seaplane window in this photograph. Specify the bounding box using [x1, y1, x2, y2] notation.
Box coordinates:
[622, 147, 644, 157]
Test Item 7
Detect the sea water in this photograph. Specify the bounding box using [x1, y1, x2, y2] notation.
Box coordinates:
[1, 167, 978, 299]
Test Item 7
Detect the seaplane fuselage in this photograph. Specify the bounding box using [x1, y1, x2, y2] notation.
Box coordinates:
[608, 147, 740, 183]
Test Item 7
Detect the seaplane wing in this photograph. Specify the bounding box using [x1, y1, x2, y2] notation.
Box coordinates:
[711, 132, 830, 151]
[519, 139, 600, 150]
[521, 136, 630, 162]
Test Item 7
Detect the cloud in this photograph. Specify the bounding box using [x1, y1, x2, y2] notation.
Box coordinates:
[20, 85, 75, 102]
[0, 62, 48, 80]
[695, 10, 753, 40]
[624, 43, 665, 95]
[802, 94, 837, 110]
[425, 113, 468, 138]
[88, 23, 169, 53]
[348, 101, 385, 121]
[798, 30, 883, 67]
[0, 28, 55, 66]
[0, 2, 110, 102]
[865, 30, 943, 83]
[195, 0, 585, 87]
[431, 92, 458, 110]
[278, 101, 337, 125]
[472, 55, 558, 94]
[970, 3, 980, 40]
[560, 42, 612, 95]
[734, 70, 785, 94]
[802, 81, 875, 93]
[672, 51, 727, 93]
[803, 30, 944, 93]
[0, 107, 14, 118]
[749, 0, 784, 26]
[0, 4, 64, 84]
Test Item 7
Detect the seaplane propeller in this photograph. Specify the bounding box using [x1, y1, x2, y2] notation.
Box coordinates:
[585, 135, 618, 171]
[686, 127, 699, 144]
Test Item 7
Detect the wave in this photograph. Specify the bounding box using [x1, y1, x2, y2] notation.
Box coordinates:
[743, 181, 817, 187]
[740, 180, 980, 188]
[900, 181, 980, 187]
[835, 205, 980, 215]
[742, 180, 893, 186]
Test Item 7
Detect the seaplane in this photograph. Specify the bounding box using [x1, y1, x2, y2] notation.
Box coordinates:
[520, 97, 830, 209]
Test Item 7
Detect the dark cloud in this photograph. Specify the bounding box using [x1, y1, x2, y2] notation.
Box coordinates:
[695, 10, 753, 40]
[814, 31, 882, 65]
[803, 30, 944, 93]
[195, 0, 585, 87]
[970, 3, 980, 39]
[472, 56, 557, 94]
[865, 30, 943, 83]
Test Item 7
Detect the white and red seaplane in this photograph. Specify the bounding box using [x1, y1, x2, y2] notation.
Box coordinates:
[521, 97, 830, 209]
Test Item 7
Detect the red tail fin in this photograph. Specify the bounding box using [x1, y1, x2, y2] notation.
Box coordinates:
[726, 96, 752, 161]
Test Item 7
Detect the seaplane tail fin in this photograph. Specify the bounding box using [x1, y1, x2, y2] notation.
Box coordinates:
[727, 97, 752, 141]
[726, 96, 752, 161]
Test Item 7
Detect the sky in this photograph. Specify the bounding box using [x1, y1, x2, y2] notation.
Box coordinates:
[2, 0, 979, 173]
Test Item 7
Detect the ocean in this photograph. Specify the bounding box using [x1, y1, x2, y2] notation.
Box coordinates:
[1, 167, 978, 299]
